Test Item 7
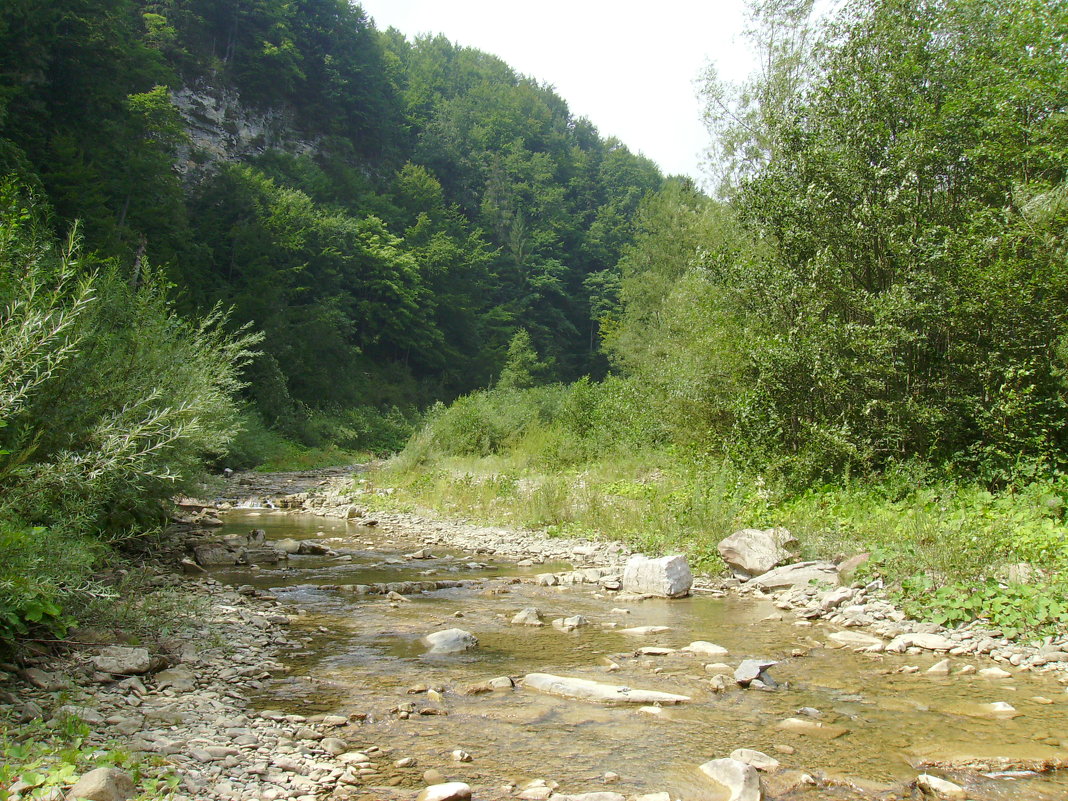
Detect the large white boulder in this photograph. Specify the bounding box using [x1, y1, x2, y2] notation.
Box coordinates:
[717, 528, 797, 577]
[621, 554, 692, 598]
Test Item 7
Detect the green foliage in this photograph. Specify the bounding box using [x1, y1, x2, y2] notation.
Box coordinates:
[0, 3, 666, 431]
[0, 713, 180, 800]
[0, 181, 258, 642]
[497, 329, 549, 390]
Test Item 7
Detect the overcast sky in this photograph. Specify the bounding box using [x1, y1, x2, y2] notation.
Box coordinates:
[358, 1, 759, 186]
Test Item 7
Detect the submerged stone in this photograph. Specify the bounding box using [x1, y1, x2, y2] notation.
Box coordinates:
[522, 673, 690, 705]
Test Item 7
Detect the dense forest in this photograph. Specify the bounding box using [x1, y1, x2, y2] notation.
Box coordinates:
[0, 0, 664, 449]
[0, 0, 665, 638]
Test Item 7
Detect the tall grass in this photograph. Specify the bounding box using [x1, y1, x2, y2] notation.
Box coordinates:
[374, 377, 1068, 633]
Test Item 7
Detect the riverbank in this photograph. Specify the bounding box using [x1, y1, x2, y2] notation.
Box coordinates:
[5, 467, 1068, 801]
[255, 465, 1068, 676]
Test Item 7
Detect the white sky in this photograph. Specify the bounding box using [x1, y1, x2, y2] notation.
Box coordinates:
[359, 1, 759, 186]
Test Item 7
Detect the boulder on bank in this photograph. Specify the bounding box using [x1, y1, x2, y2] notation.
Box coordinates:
[92, 647, 152, 676]
[748, 561, 838, 590]
[717, 528, 797, 577]
[424, 628, 479, 654]
[65, 767, 135, 801]
[621, 554, 692, 598]
[522, 673, 690, 705]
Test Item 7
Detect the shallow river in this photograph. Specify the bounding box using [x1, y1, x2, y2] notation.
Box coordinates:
[211, 510, 1068, 800]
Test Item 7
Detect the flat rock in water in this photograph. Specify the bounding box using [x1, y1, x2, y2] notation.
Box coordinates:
[424, 628, 479, 654]
[887, 633, 955, 653]
[916, 773, 966, 799]
[827, 631, 885, 650]
[683, 641, 729, 657]
[523, 673, 690, 705]
[749, 561, 838, 590]
[621, 554, 693, 598]
[192, 543, 239, 566]
[415, 782, 472, 801]
[775, 717, 849, 739]
[619, 626, 672, 635]
[717, 527, 797, 577]
[698, 758, 763, 801]
[552, 795, 627, 801]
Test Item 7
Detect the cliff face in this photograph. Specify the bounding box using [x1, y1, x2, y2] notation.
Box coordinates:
[170, 85, 318, 176]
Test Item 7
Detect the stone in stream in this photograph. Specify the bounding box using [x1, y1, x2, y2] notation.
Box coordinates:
[552, 794, 626, 801]
[511, 607, 545, 626]
[621, 554, 692, 597]
[65, 767, 135, 801]
[424, 628, 479, 654]
[886, 633, 955, 653]
[916, 773, 966, 799]
[276, 538, 301, 554]
[683, 641, 729, 657]
[748, 561, 838, 590]
[415, 782, 471, 801]
[734, 659, 778, 688]
[297, 539, 334, 555]
[730, 748, 780, 772]
[827, 631, 885, 651]
[717, 527, 798, 577]
[698, 757, 764, 801]
[926, 659, 952, 675]
[775, 717, 850, 739]
[619, 625, 672, 635]
[978, 667, 1012, 678]
[552, 615, 590, 632]
[522, 673, 691, 705]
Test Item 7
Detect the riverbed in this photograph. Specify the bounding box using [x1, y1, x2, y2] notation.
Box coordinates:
[209, 508, 1068, 801]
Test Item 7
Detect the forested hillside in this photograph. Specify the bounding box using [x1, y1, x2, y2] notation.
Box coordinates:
[0, 0, 663, 451]
[386, 0, 1068, 635]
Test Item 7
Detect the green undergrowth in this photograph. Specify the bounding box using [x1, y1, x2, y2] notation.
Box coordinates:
[376, 456, 1068, 635]
[0, 714, 179, 801]
[224, 406, 417, 472]
[371, 382, 1068, 637]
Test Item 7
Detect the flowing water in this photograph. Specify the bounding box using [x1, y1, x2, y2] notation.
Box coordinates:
[211, 510, 1068, 800]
